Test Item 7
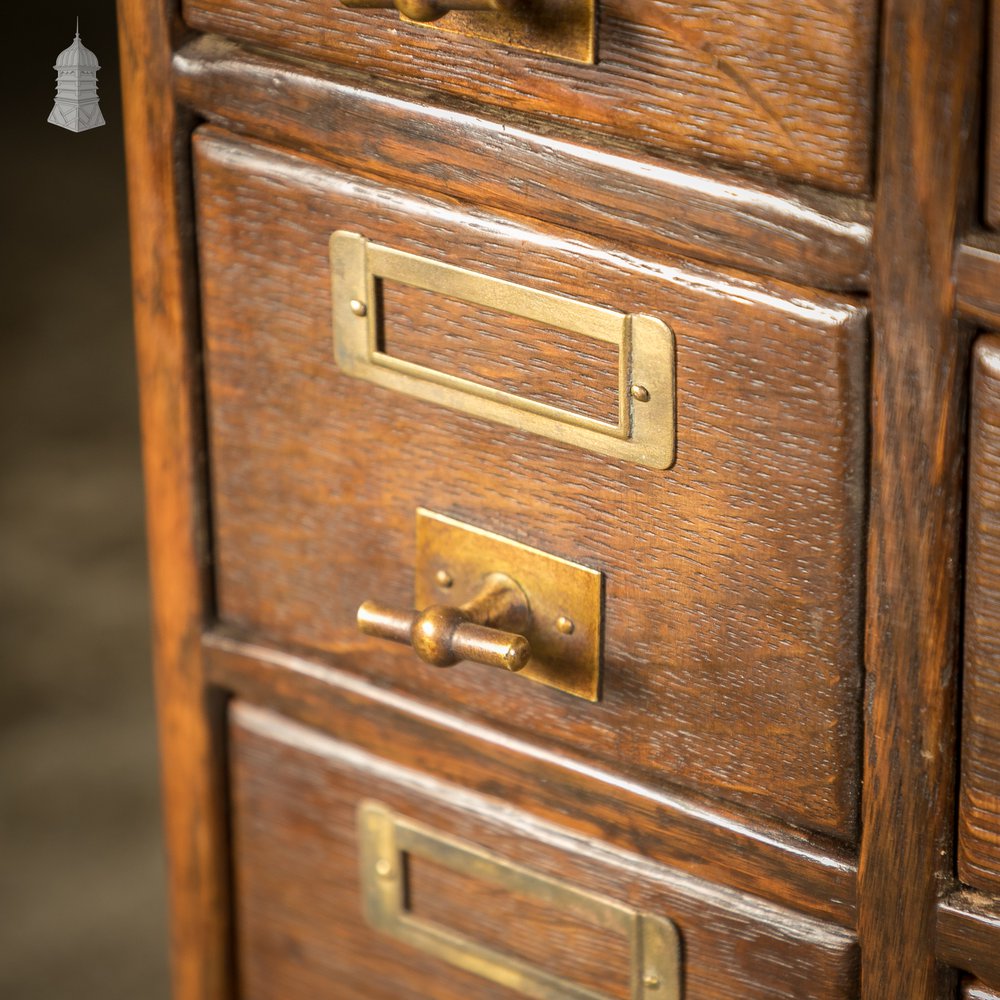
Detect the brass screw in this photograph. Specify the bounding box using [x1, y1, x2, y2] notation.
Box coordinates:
[643, 973, 660, 989]
[435, 569, 454, 589]
[630, 384, 651, 402]
[350, 298, 368, 317]
[555, 615, 575, 635]
[375, 859, 393, 878]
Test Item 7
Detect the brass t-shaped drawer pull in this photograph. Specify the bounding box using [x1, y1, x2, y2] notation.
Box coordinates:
[357, 573, 532, 671]
[339, 0, 512, 22]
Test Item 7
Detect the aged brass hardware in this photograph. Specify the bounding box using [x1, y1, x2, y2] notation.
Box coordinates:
[358, 572, 533, 672]
[358, 801, 682, 1000]
[335, 0, 596, 63]
[330, 231, 676, 469]
[358, 509, 602, 700]
[340, 0, 510, 23]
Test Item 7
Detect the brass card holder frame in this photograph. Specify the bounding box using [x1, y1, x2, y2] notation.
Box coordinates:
[359, 801, 682, 1000]
[331, 231, 676, 470]
[419, 0, 596, 65]
[338, 0, 597, 64]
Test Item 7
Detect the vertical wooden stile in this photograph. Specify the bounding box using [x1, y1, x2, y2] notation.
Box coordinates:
[859, 0, 983, 996]
[116, 2, 232, 998]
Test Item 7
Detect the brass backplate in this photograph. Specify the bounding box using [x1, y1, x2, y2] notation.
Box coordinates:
[414, 0, 596, 65]
[359, 801, 681, 999]
[415, 508, 602, 700]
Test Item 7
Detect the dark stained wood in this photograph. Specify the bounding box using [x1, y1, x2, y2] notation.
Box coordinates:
[959, 335, 1000, 894]
[957, 235, 1000, 328]
[989, 0, 1000, 228]
[115, 2, 232, 999]
[194, 126, 868, 840]
[938, 892, 1000, 990]
[857, 0, 983, 996]
[172, 35, 873, 293]
[230, 701, 860, 1000]
[204, 628, 859, 928]
[181, 0, 877, 194]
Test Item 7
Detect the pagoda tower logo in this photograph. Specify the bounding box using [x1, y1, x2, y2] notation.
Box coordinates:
[49, 19, 105, 132]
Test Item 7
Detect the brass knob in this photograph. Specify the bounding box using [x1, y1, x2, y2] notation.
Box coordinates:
[339, 0, 513, 22]
[357, 572, 532, 671]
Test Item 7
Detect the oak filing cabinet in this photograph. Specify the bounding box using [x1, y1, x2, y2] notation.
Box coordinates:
[118, 0, 1000, 996]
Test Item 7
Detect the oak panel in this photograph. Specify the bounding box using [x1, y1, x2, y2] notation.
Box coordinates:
[195, 127, 867, 839]
[230, 702, 859, 1000]
[959, 336, 1000, 894]
[989, 0, 1000, 228]
[182, 0, 877, 193]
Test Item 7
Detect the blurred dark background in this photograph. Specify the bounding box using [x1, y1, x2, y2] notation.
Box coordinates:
[1, 3, 170, 997]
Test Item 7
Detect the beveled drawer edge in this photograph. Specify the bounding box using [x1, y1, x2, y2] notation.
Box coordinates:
[173, 34, 872, 294]
[937, 892, 1000, 989]
[204, 626, 858, 928]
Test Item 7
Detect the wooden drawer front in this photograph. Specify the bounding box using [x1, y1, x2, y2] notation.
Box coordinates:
[230, 702, 858, 999]
[182, 1, 876, 195]
[196, 127, 867, 840]
[959, 335, 1000, 893]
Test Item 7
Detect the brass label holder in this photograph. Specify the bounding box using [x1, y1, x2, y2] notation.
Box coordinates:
[331, 231, 676, 470]
[416, 508, 602, 700]
[359, 801, 682, 1000]
[419, 0, 596, 65]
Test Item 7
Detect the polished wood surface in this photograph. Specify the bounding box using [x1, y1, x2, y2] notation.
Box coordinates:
[959, 335, 1000, 895]
[195, 126, 867, 839]
[857, 0, 982, 996]
[182, 0, 876, 193]
[118, 0, 1000, 995]
[115, 2, 232, 998]
[967, 979, 1000, 999]
[204, 629, 858, 927]
[957, 235, 1000, 327]
[937, 892, 1000, 991]
[230, 701, 859, 1000]
[172, 36, 873, 293]
[990, 0, 1000, 228]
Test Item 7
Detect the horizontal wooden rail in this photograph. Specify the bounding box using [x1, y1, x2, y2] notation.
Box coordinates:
[174, 35, 873, 293]
[202, 626, 859, 929]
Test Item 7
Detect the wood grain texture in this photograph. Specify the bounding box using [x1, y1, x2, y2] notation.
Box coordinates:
[229, 701, 859, 1000]
[857, 0, 982, 996]
[204, 629, 859, 928]
[194, 127, 868, 839]
[957, 235, 1000, 327]
[172, 35, 873, 293]
[959, 336, 1000, 894]
[406, 853, 634, 1000]
[116, 2, 232, 998]
[938, 892, 1000, 990]
[180, 0, 876, 194]
[990, 0, 1000, 227]
[380, 279, 621, 424]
